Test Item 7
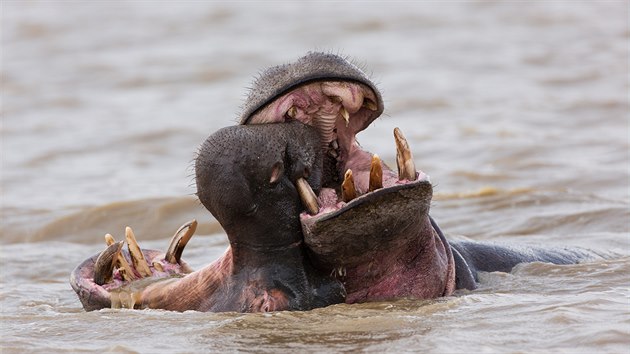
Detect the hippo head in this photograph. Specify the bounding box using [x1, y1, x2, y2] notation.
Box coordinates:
[195, 121, 323, 250]
[237, 52, 450, 302]
[239, 53, 440, 289]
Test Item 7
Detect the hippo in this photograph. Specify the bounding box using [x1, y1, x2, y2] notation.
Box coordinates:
[71, 122, 345, 312]
[70, 52, 597, 312]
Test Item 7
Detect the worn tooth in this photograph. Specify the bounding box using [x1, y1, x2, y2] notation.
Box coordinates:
[165, 219, 197, 264]
[117, 255, 137, 281]
[105, 233, 116, 246]
[328, 149, 338, 158]
[341, 169, 358, 202]
[104, 233, 137, 281]
[363, 98, 378, 111]
[152, 261, 164, 272]
[330, 96, 342, 104]
[331, 140, 339, 150]
[295, 178, 319, 215]
[125, 226, 152, 277]
[369, 154, 383, 192]
[340, 106, 350, 126]
[286, 106, 297, 119]
[94, 241, 124, 285]
[394, 127, 417, 181]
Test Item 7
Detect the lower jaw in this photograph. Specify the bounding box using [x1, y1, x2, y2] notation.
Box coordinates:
[300, 178, 433, 269]
[328, 215, 452, 303]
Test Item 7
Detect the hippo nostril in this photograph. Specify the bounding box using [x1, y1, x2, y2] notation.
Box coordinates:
[362, 98, 378, 111]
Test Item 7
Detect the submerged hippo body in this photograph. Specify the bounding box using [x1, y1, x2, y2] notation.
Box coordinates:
[71, 52, 598, 312]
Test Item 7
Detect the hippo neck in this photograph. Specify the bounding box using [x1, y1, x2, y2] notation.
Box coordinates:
[229, 239, 306, 272]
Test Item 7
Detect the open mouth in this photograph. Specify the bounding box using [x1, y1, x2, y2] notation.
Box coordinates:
[239, 53, 435, 269]
[242, 74, 429, 219]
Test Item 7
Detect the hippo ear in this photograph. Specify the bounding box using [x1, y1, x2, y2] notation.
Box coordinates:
[269, 161, 284, 185]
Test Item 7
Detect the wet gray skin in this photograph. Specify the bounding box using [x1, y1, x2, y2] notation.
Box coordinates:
[70, 52, 601, 312]
[71, 122, 345, 312]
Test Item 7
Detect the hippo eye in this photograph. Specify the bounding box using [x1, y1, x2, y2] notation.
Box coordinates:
[245, 203, 258, 216]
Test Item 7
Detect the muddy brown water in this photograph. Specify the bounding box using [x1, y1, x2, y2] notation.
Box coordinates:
[1, 2, 629, 353]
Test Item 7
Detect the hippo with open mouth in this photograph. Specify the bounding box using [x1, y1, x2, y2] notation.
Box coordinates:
[71, 52, 597, 312]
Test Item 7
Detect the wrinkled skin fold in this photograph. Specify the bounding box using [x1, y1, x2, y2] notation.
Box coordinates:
[70, 52, 601, 312]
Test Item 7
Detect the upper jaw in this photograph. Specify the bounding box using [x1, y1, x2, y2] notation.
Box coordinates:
[239, 52, 384, 132]
[240, 52, 429, 217]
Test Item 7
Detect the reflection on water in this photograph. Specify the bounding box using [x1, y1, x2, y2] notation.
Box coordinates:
[1, 1, 629, 353]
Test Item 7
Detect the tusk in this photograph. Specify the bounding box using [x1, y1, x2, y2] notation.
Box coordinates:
[94, 241, 124, 285]
[296, 178, 319, 215]
[125, 226, 152, 278]
[341, 169, 358, 202]
[362, 98, 378, 111]
[394, 127, 417, 181]
[340, 106, 350, 126]
[105, 233, 116, 246]
[369, 154, 383, 192]
[165, 219, 197, 264]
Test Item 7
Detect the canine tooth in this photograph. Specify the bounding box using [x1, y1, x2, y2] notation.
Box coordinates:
[394, 127, 417, 181]
[165, 219, 198, 264]
[94, 241, 124, 285]
[105, 233, 115, 246]
[296, 178, 319, 215]
[363, 98, 378, 111]
[340, 107, 350, 126]
[287, 106, 297, 119]
[369, 154, 383, 192]
[125, 226, 152, 277]
[341, 169, 357, 202]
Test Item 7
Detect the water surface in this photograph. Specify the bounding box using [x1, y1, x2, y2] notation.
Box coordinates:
[2, 2, 629, 353]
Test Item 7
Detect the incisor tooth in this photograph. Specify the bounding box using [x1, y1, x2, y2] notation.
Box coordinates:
[94, 241, 124, 285]
[296, 178, 319, 215]
[330, 96, 342, 104]
[363, 99, 378, 111]
[287, 106, 297, 119]
[394, 127, 417, 181]
[342, 169, 358, 202]
[165, 219, 197, 264]
[369, 154, 383, 192]
[125, 226, 152, 278]
[104, 233, 137, 281]
[152, 261, 164, 272]
[340, 107, 350, 126]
